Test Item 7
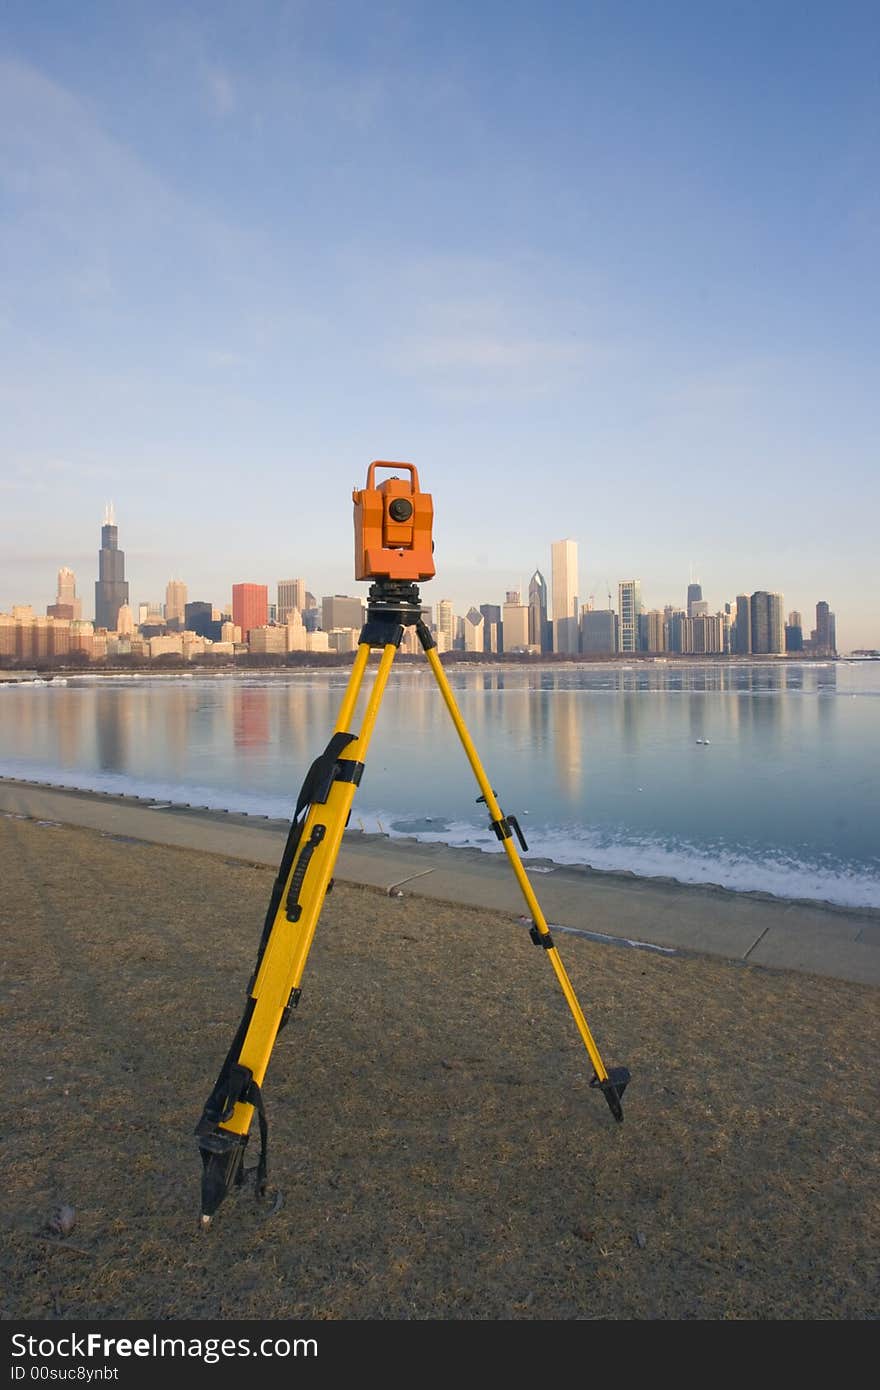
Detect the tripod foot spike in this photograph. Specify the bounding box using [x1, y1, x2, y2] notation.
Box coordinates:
[590, 1066, 631, 1122]
[198, 1130, 249, 1222]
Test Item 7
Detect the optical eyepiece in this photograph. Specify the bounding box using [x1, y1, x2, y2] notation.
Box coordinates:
[388, 497, 414, 522]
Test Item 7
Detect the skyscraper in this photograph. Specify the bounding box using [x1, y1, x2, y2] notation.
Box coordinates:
[321, 595, 364, 631]
[94, 504, 129, 632]
[480, 603, 501, 654]
[528, 570, 550, 653]
[750, 592, 785, 654]
[165, 578, 188, 626]
[463, 608, 483, 652]
[436, 599, 455, 650]
[551, 539, 579, 654]
[815, 601, 837, 656]
[47, 566, 82, 620]
[57, 567, 82, 619]
[501, 599, 529, 652]
[735, 594, 752, 654]
[645, 610, 666, 653]
[580, 608, 617, 654]
[687, 581, 703, 617]
[277, 579, 306, 623]
[232, 583, 269, 639]
[618, 579, 642, 654]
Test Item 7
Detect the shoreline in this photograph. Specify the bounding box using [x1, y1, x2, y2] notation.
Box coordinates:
[2, 769, 878, 923]
[3, 767, 873, 928]
[0, 653, 858, 684]
[3, 773, 878, 985]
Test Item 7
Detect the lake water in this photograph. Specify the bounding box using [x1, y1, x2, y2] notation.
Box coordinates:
[1, 661, 878, 910]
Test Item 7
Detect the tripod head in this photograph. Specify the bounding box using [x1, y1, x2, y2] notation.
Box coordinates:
[353, 461, 435, 583]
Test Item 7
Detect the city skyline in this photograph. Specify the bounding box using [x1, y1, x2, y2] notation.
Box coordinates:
[2, 6, 877, 649]
[1, 505, 847, 654]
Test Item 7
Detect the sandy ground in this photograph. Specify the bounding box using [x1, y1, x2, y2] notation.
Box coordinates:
[1, 815, 878, 1321]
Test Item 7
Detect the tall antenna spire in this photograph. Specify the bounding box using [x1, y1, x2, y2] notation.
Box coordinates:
[103, 501, 116, 526]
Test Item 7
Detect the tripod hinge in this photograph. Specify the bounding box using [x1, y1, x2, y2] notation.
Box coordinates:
[529, 923, 555, 950]
[489, 812, 529, 852]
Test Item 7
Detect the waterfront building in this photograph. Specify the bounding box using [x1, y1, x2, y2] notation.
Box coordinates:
[735, 594, 752, 654]
[528, 570, 551, 653]
[785, 622, 804, 652]
[321, 594, 363, 632]
[580, 608, 617, 655]
[645, 610, 666, 654]
[148, 634, 184, 659]
[463, 608, 484, 653]
[285, 609, 307, 651]
[51, 567, 82, 621]
[436, 600, 455, 649]
[249, 626, 287, 655]
[618, 579, 642, 654]
[815, 601, 837, 656]
[185, 602, 222, 641]
[480, 603, 501, 654]
[327, 628, 360, 654]
[165, 578, 187, 627]
[693, 614, 723, 654]
[277, 579, 306, 623]
[233, 583, 269, 639]
[551, 539, 579, 654]
[116, 605, 134, 637]
[94, 505, 129, 632]
[750, 591, 785, 654]
[501, 601, 530, 652]
[668, 611, 693, 654]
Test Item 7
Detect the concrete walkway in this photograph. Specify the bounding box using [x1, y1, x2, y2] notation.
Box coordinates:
[2, 776, 878, 987]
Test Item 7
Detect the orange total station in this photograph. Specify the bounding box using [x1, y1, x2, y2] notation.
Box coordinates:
[353, 461, 435, 582]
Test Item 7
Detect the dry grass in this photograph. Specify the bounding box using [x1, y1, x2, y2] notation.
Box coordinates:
[1, 816, 877, 1321]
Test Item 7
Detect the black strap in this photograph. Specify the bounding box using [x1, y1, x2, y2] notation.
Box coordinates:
[245, 1078, 269, 1197]
[252, 732, 359, 974]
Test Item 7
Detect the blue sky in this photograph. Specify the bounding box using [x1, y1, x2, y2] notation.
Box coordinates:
[2, 1, 878, 648]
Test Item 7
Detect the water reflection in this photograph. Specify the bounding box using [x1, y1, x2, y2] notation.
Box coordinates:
[233, 687, 270, 749]
[1, 663, 875, 910]
[95, 688, 129, 771]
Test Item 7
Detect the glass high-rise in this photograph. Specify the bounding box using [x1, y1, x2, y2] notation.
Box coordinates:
[618, 579, 642, 653]
[528, 570, 550, 652]
[94, 505, 129, 632]
[687, 581, 703, 616]
[750, 591, 785, 654]
[815, 601, 837, 656]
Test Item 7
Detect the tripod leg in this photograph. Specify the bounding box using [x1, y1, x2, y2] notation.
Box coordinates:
[195, 639, 400, 1223]
[418, 627, 629, 1120]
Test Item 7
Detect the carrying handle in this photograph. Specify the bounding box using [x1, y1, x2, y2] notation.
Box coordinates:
[366, 461, 421, 493]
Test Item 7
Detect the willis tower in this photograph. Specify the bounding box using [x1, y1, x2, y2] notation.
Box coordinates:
[94, 504, 129, 631]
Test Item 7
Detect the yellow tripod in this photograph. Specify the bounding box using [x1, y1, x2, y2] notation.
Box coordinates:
[196, 474, 629, 1227]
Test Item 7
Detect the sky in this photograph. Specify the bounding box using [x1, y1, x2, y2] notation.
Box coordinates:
[2, 1, 878, 650]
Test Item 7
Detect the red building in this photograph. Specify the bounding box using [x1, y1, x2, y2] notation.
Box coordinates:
[232, 583, 269, 640]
